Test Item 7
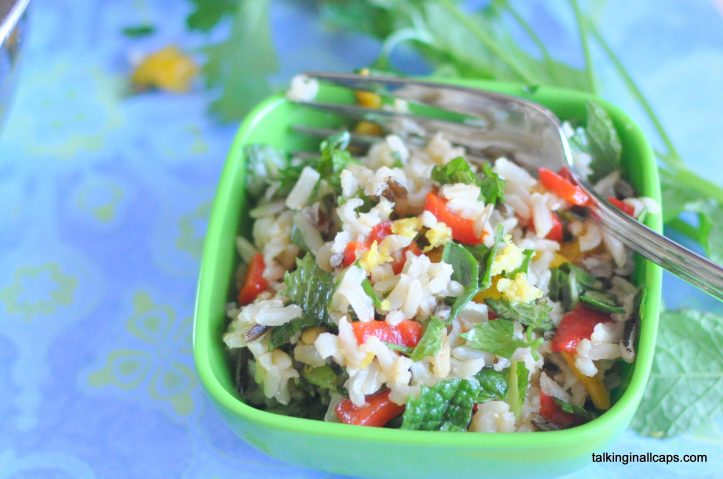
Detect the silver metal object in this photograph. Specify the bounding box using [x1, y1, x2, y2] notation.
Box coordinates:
[0, 0, 30, 129]
[297, 72, 723, 301]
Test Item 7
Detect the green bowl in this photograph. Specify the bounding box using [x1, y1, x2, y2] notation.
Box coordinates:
[193, 78, 662, 479]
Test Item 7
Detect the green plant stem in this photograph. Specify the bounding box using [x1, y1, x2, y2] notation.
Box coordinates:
[497, 0, 561, 84]
[438, 0, 537, 84]
[569, 0, 597, 94]
[666, 165, 723, 205]
[666, 218, 702, 242]
[588, 21, 683, 166]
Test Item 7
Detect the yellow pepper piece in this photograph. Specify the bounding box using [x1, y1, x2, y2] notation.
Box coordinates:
[561, 352, 611, 410]
[474, 276, 504, 301]
[354, 120, 383, 136]
[558, 240, 583, 264]
[301, 326, 325, 345]
[131, 46, 198, 93]
[355, 90, 382, 108]
[549, 253, 570, 269]
[425, 247, 444, 264]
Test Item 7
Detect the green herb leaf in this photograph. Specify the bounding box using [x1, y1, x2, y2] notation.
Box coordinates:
[552, 397, 595, 421]
[284, 254, 335, 326]
[485, 298, 553, 332]
[431, 156, 479, 186]
[431, 158, 505, 205]
[318, 132, 354, 188]
[442, 242, 480, 322]
[474, 368, 508, 403]
[510, 249, 535, 276]
[582, 100, 622, 182]
[362, 278, 383, 309]
[269, 317, 316, 350]
[461, 319, 530, 358]
[480, 224, 505, 290]
[631, 310, 723, 437]
[580, 290, 625, 314]
[478, 163, 505, 205]
[401, 378, 479, 431]
[410, 317, 445, 361]
[384, 342, 413, 355]
[506, 360, 529, 419]
[302, 365, 340, 390]
[244, 144, 287, 200]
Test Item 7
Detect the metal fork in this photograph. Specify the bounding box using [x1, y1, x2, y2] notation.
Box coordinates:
[291, 72, 723, 301]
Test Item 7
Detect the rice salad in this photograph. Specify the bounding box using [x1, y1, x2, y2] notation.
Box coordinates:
[223, 85, 658, 433]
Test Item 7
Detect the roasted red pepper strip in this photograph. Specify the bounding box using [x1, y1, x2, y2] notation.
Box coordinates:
[237, 253, 268, 305]
[539, 392, 583, 428]
[539, 168, 590, 206]
[335, 389, 405, 427]
[608, 197, 635, 216]
[351, 319, 423, 348]
[342, 241, 368, 267]
[369, 221, 393, 243]
[551, 304, 612, 353]
[546, 213, 564, 241]
[424, 192, 483, 245]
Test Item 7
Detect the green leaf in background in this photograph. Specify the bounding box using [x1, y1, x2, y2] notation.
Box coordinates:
[474, 367, 508, 403]
[410, 316, 445, 361]
[200, 0, 278, 121]
[284, 254, 335, 326]
[186, 0, 238, 32]
[461, 318, 530, 358]
[401, 377, 479, 431]
[631, 310, 723, 437]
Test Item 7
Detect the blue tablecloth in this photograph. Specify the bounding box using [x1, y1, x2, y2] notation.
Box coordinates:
[0, 1, 721, 477]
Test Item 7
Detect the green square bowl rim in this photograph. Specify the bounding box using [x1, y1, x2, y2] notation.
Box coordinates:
[193, 77, 662, 448]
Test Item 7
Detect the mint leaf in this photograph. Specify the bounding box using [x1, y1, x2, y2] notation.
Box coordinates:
[410, 317, 445, 361]
[475, 368, 508, 403]
[461, 319, 530, 358]
[268, 317, 315, 350]
[284, 254, 335, 326]
[442, 242, 480, 322]
[582, 101, 622, 182]
[506, 360, 528, 419]
[402, 378, 479, 431]
[486, 298, 553, 332]
[244, 144, 287, 200]
[318, 132, 353, 189]
[631, 309, 723, 437]
[480, 225, 504, 290]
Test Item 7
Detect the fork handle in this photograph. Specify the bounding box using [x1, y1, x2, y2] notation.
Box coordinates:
[583, 183, 723, 301]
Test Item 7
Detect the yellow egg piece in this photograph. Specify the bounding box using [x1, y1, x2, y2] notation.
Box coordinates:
[424, 222, 452, 252]
[490, 237, 525, 276]
[359, 241, 393, 272]
[495, 273, 543, 303]
[391, 217, 422, 239]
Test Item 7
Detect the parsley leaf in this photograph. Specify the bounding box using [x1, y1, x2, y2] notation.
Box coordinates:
[480, 224, 505, 290]
[401, 378, 479, 431]
[574, 101, 622, 182]
[485, 298, 553, 332]
[410, 316, 445, 361]
[301, 365, 341, 391]
[269, 316, 316, 350]
[553, 397, 595, 421]
[631, 309, 723, 437]
[461, 319, 530, 358]
[442, 242, 480, 323]
[477, 163, 505, 205]
[318, 132, 353, 188]
[474, 368, 508, 403]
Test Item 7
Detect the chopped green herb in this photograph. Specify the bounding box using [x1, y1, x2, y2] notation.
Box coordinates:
[461, 319, 532, 358]
[552, 397, 596, 421]
[477, 163, 506, 205]
[480, 225, 505, 289]
[302, 365, 340, 391]
[486, 298, 553, 332]
[284, 254, 335, 326]
[506, 360, 529, 419]
[269, 317, 316, 350]
[580, 290, 625, 314]
[431, 157, 505, 205]
[384, 342, 413, 355]
[442, 242, 480, 323]
[410, 317, 445, 361]
[361, 278, 384, 310]
[318, 132, 354, 189]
